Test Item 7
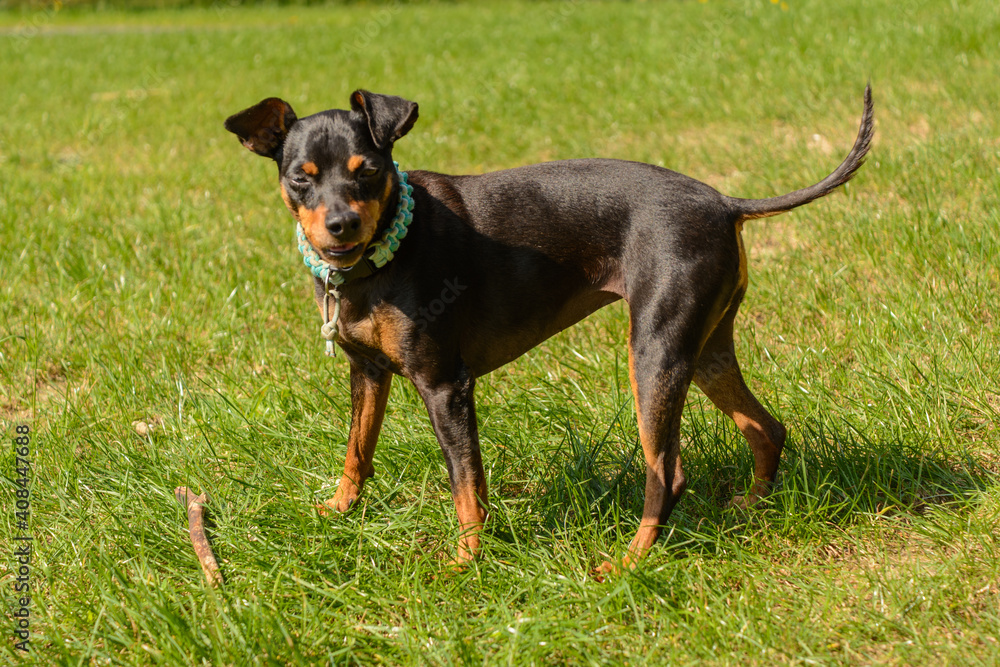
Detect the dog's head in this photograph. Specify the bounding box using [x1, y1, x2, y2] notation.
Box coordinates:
[225, 91, 418, 270]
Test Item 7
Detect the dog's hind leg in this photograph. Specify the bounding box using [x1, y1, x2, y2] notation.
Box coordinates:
[599, 304, 702, 574]
[693, 304, 787, 508]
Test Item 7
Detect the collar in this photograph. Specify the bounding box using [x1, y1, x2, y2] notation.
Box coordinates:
[296, 163, 414, 286]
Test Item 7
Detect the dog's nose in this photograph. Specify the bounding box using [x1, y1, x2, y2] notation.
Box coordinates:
[326, 210, 361, 237]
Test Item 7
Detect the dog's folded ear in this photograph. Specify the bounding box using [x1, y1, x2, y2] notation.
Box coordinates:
[224, 98, 297, 161]
[350, 90, 419, 150]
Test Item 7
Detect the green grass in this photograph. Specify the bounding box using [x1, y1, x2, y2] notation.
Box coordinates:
[2, 0, 999, 664]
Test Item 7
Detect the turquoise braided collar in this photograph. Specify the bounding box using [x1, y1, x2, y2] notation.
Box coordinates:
[296, 163, 414, 286]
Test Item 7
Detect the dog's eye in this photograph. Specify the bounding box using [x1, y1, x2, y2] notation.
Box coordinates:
[289, 176, 310, 187]
[360, 166, 379, 178]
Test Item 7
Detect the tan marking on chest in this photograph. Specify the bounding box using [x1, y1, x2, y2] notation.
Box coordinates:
[340, 303, 410, 369]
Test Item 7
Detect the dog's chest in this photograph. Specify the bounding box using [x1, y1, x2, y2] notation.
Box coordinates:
[336, 301, 409, 371]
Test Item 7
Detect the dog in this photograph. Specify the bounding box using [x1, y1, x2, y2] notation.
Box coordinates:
[224, 85, 873, 572]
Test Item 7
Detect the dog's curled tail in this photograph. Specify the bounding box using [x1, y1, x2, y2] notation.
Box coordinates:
[728, 84, 874, 223]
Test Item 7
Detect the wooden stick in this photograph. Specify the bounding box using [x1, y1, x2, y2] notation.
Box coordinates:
[174, 486, 223, 587]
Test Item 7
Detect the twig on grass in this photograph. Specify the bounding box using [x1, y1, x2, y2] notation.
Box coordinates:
[174, 486, 224, 587]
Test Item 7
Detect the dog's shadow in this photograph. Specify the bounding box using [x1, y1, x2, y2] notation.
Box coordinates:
[488, 408, 995, 558]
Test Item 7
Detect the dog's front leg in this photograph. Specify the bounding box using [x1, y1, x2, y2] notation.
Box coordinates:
[416, 368, 488, 565]
[321, 360, 393, 513]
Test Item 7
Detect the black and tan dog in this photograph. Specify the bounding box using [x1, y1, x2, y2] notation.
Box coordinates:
[225, 86, 873, 571]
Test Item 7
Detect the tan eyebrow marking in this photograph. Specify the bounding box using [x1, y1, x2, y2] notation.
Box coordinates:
[301, 162, 318, 175]
[347, 155, 365, 172]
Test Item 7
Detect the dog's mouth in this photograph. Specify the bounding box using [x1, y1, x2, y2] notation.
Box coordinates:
[321, 242, 365, 264]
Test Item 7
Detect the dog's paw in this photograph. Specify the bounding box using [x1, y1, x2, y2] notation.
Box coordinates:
[729, 491, 768, 512]
[443, 557, 470, 573]
[729, 494, 752, 512]
[592, 561, 614, 582]
[316, 492, 356, 516]
[315, 499, 337, 517]
[429, 551, 476, 579]
[592, 558, 631, 581]
[318, 476, 368, 515]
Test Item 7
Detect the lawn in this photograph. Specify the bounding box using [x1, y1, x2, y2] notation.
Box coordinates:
[1, 0, 999, 664]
